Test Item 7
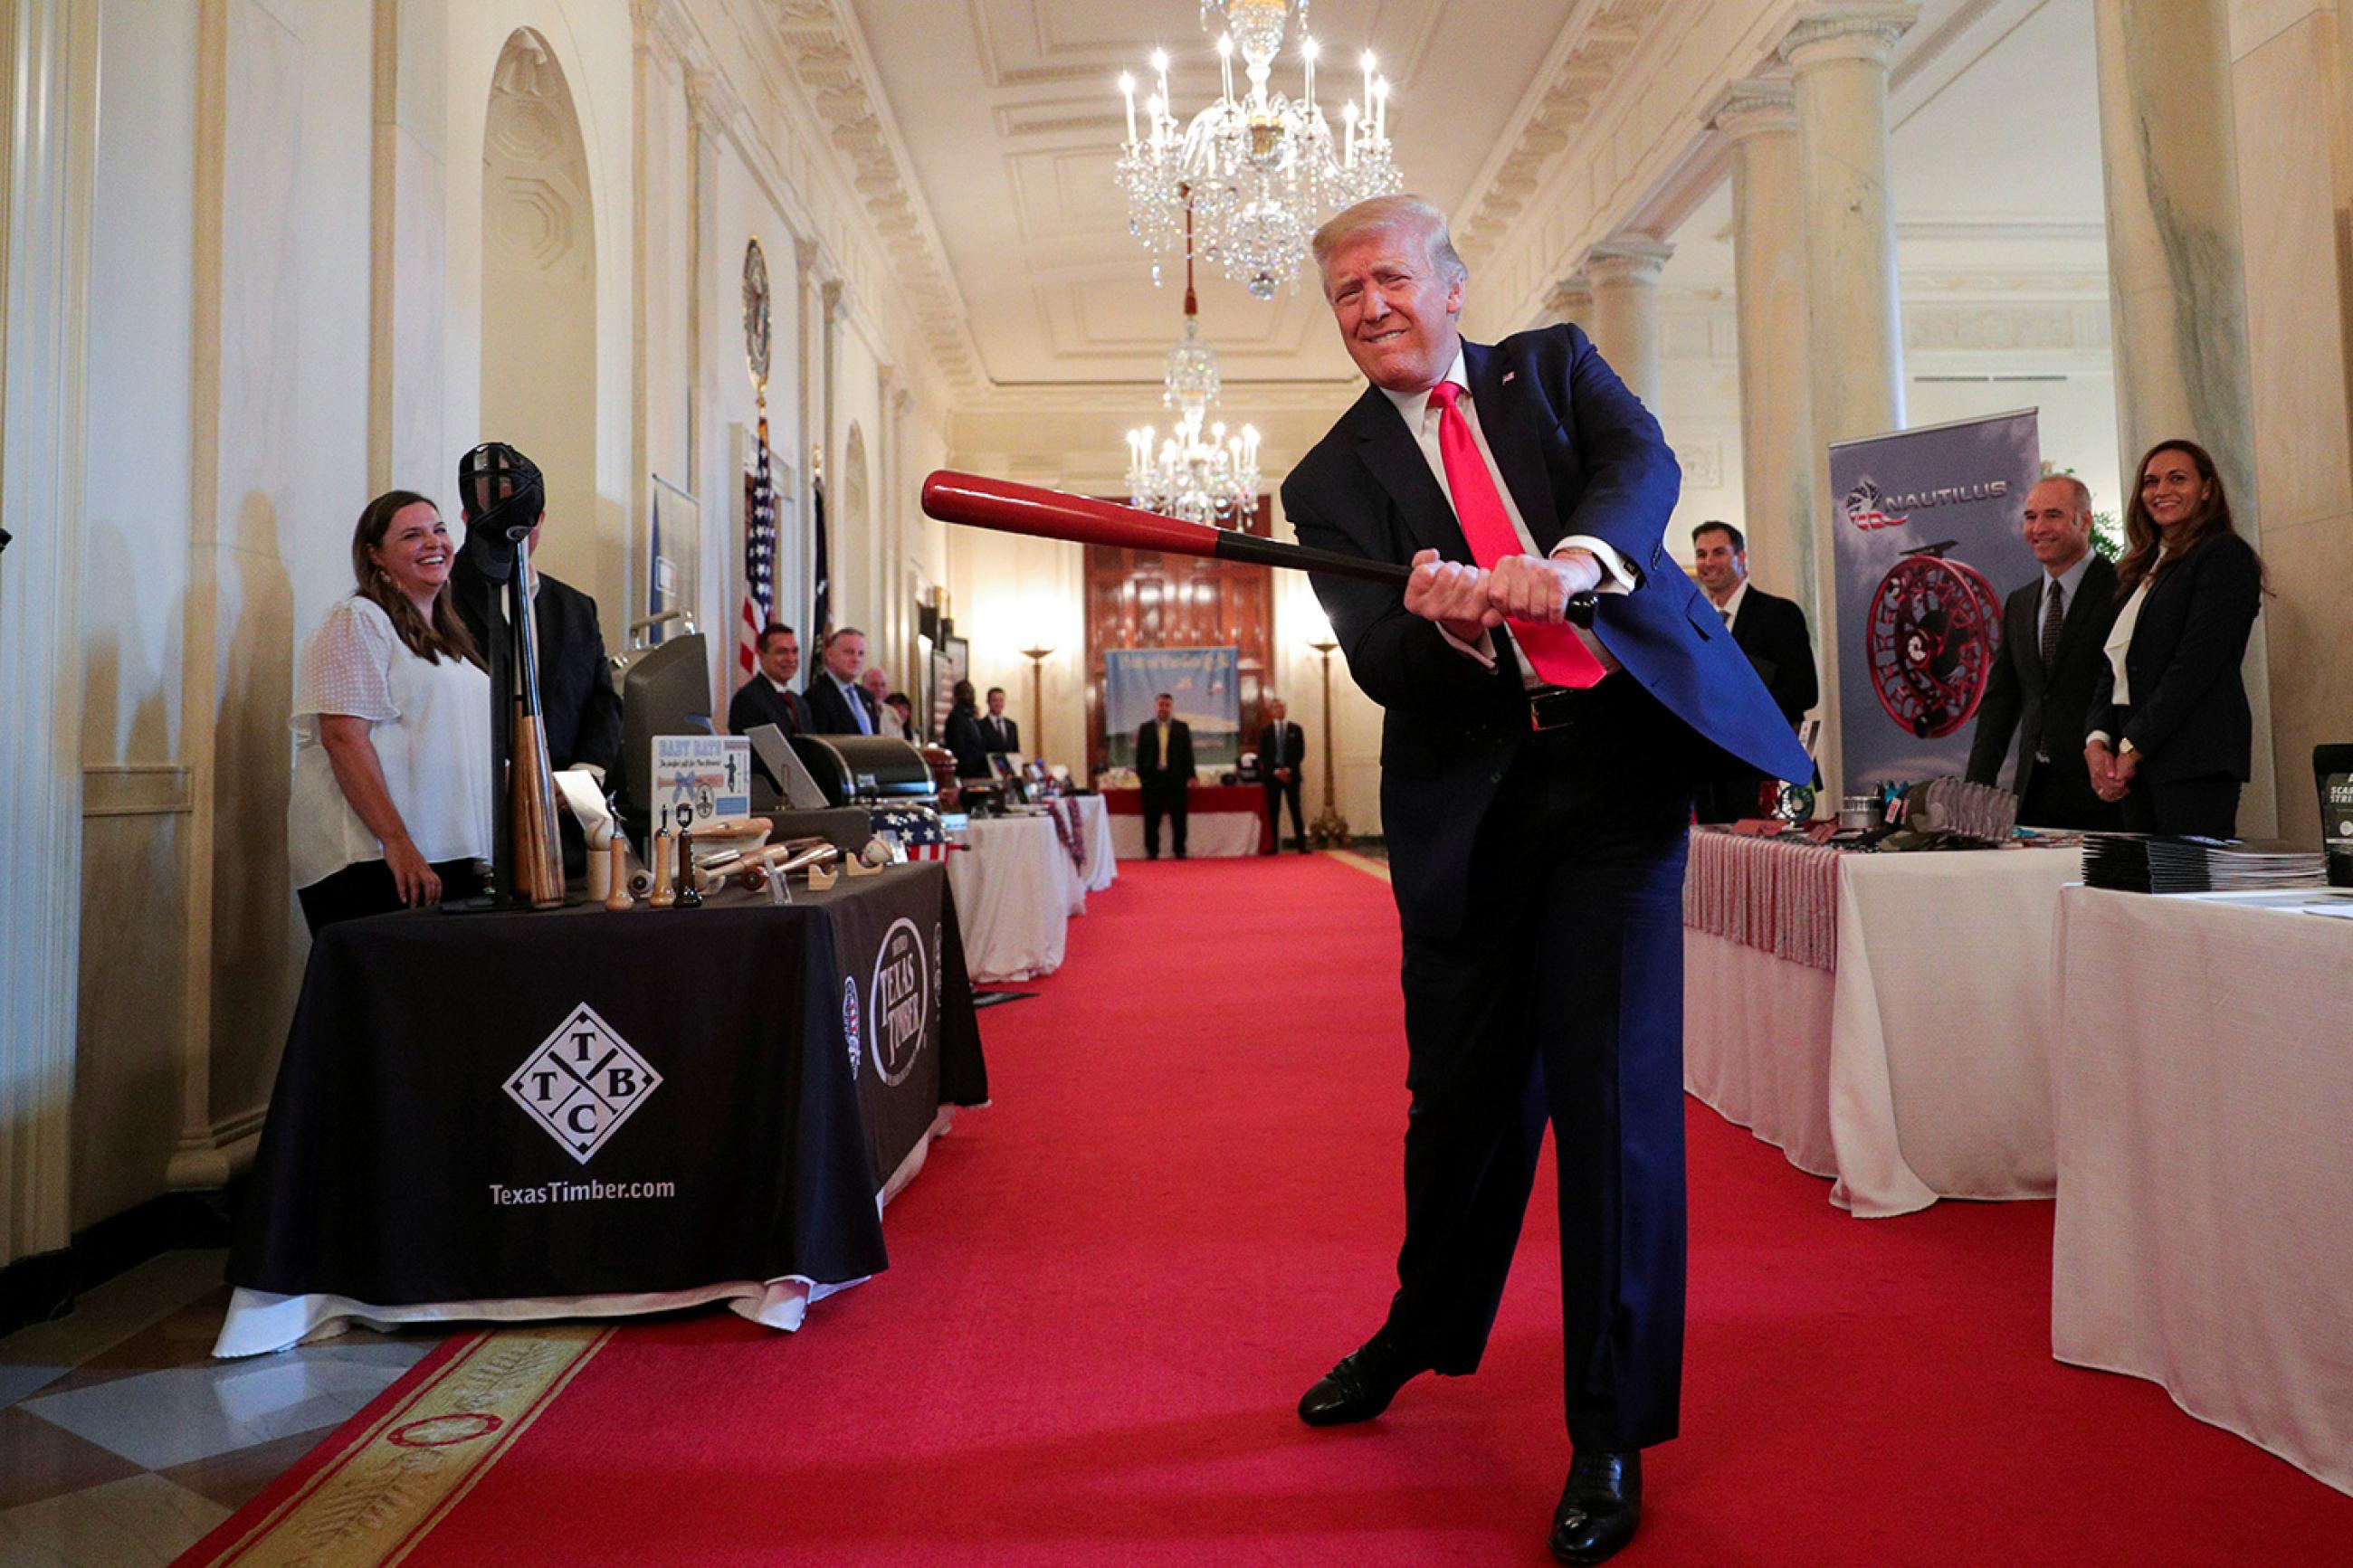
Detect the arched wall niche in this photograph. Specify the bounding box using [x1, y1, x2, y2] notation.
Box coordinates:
[479, 27, 603, 613]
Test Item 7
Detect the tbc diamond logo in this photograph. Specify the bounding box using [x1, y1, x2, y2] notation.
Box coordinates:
[506, 1003, 662, 1164]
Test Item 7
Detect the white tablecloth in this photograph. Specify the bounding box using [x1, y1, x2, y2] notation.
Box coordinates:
[1682, 832, 2082, 1216]
[948, 815, 1072, 983]
[2050, 887, 2353, 1497]
[1071, 795, 1117, 892]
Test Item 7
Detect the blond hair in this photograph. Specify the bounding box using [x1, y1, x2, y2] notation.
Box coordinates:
[1310, 195, 1467, 289]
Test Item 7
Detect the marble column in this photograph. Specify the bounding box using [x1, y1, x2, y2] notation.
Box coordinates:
[1583, 237, 1673, 409]
[1783, 2, 1915, 802]
[2091, 0, 2275, 835]
[1711, 79, 1816, 619]
[0, 0, 98, 1268]
[1539, 274, 1593, 332]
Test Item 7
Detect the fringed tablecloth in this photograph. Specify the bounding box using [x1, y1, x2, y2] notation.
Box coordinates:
[1681, 828, 1843, 971]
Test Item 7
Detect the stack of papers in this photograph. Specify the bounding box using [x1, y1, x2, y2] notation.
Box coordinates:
[2082, 834, 2329, 894]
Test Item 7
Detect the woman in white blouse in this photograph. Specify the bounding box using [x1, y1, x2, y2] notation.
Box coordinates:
[2082, 440, 2265, 838]
[290, 490, 495, 932]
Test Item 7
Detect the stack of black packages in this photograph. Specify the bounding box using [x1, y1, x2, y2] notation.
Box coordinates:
[2082, 832, 2156, 891]
[2083, 833, 2328, 893]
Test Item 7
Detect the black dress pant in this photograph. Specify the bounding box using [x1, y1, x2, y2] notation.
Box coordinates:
[297, 858, 484, 935]
[2017, 764, 2120, 832]
[1141, 782, 1187, 858]
[1386, 679, 1693, 1451]
[1262, 777, 1305, 851]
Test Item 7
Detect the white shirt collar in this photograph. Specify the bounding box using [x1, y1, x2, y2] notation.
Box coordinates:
[1377, 347, 1470, 431]
[2045, 549, 2094, 607]
[1718, 579, 1750, 625]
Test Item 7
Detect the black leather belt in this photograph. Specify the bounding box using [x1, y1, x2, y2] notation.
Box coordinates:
[1528, 683, 1605, 732]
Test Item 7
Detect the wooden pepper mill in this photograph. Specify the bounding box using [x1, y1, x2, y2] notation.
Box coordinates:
[603, 836, 633, 911]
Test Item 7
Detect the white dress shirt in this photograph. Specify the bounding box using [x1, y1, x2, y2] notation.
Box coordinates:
[1379, 350, 1634, 687]
[1711, 579, 1749, 631]
[288, 595, 494, 889]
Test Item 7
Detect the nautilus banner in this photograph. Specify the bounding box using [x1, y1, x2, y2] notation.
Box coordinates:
[1829, 409, 2043, 792]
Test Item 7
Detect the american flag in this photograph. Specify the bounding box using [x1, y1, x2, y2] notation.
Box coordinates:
[737, 404, 776, 678]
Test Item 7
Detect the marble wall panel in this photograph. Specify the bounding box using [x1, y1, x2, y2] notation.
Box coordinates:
[73, 811, 191, 1229]
[2229, 0, 2323, 61]
[2257, 508, 2353, 844]
[390, 127, 448, 495]
[2231, 15, 2353, 533]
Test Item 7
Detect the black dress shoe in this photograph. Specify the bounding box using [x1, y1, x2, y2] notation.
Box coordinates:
[1548, 1449, 1642, 1564]
[1297, 1335, 1427, 1426]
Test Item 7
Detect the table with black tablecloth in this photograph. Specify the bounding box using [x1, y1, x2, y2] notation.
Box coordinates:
[214, 863, 986, 1355]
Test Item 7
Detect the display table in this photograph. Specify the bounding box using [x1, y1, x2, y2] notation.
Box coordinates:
[948, 814, 1074, 982]
[2050, 887, 2353, 1497]
[1068, 794, 1118, 893]
[1682, 829, 2081, 1216]
[215, 865, 986, 1356]
[1100, 784, 1271, 858]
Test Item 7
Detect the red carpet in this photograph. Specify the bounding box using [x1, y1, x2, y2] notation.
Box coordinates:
[202, 856, 2353, 1564]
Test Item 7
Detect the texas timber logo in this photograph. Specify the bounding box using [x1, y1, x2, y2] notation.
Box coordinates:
[506, 1003, 662, 1163]
[869, 917, 931, 1088]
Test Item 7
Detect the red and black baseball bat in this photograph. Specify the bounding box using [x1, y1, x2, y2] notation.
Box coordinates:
[919, 470, 1411, 588]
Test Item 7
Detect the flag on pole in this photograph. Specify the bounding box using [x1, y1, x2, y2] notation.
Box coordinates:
[737, 403, 777, 679]
[811, 470, 831, 638]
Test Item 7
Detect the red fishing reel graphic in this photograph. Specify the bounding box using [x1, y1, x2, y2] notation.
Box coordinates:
[1865, 542, 2004, 739]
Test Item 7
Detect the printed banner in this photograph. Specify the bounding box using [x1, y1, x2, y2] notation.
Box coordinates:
[1104, 647, 1240, 769]
[652, 734, 752, 830]
[1829, 410, 2042, 791]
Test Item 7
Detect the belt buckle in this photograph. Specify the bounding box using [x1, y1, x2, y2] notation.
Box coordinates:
[1527, 686, 1580, 732]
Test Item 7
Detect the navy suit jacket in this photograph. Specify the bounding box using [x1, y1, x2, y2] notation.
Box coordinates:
[728, 676, 810, 740]
[2086, 531, 2262, 783]
[804, 673, 880, 736]
[1281, 326, 1808, 938]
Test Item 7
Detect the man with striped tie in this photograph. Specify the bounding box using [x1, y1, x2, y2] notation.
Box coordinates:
[1965, 474, 2121, 829]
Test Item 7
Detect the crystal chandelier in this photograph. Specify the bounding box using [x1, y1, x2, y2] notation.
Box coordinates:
[1116, 0, 1402, 299]
[1128, 205, 1262, 528]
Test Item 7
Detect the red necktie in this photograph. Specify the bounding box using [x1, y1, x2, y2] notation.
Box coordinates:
[1429, 382, 1605, 689]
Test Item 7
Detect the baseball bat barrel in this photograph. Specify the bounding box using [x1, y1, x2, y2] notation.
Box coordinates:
[920, 470, 1411, 588]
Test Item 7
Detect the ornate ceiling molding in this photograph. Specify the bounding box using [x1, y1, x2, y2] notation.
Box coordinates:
[757, 0, 984, 390]
[1453, 0, 1673, 266]
[1779, 3, 1920, 70]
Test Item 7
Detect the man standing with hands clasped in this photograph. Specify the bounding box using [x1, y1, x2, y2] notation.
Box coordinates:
[1258, 697, 1308, 852]
[1133, 692, 1194, 860]
[1279, 195, 1807, 1564]
[1965, 475, 2120, 830]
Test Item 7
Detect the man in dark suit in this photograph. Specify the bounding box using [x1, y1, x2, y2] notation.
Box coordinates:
[1132, 692, 1195, 859]
[1965, 476, 2121, 830]
[804, 625, 881, 735]
[451, 513, 623, 779]
[1257, 696, 1307, 852]
[728, 622, 812, 739]
[1280, 196, 1807, 1565]
[1690, 520, 1817, 822]
[979, 687, 1021, 755]
[451, 480, 624, 877]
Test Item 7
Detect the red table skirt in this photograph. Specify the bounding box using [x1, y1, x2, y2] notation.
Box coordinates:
[1098, 785, 1273, 853]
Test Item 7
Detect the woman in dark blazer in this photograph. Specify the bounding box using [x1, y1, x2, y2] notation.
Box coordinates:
[2083, 439, 2265, 837]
